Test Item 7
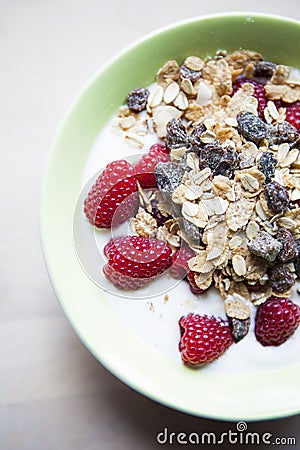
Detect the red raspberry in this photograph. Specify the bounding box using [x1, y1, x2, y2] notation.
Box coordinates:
[170, 246, 195, 279]
[179, 313, 233, 365]
[134, 144, 170, 189]
[233, 77, 267, 117]
[103, 236, 173, 290]
[103, 264, 151, 290]
[186, 271, 207, 295]
[255, 296, 300, 346]
[84, 160, 137, 228]
[148, 143, 169, 155]
[285, 101, 300, 130]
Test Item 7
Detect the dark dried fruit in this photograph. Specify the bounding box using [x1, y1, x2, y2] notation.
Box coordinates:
[294, 239, 300, 278]
[171, 245, 195, 279]
[179, 64, 202, 83]
[253, 60, 277, 78]
[150, 200, 170, 227]
[181, 218, 203, 248]
[267, 121, 299, 146]
[199, 143, 238, 179]
[154, 162, 185, 196]
[190, 123, 206, 151]
[165, 118, 191, 151]
[228, 317, 251, 342]
[244, 280, 265, 291]
[276, 228, 295, 263]
[269, 264, 295, 293]
[236, 111, 267, 144]
[215, 147, 239, 179]
[248, 230, 282, 263]
[199, 142, 224, 172]
[264, 181, 289, 214]
[258, 152, 277, 184]
[127, 88, 149, 112]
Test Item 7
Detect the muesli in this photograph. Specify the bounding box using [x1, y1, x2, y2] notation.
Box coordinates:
[83, 50, 300, 365]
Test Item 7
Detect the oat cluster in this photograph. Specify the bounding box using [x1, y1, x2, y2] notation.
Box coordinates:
[114, 49, 300, 319]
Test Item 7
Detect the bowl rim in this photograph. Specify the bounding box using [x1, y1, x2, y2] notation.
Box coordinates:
[40, 12, 300, 422]
[43, 11, 300, 152]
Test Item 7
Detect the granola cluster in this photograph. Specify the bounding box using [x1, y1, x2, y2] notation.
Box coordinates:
[116, 49, 300, 324]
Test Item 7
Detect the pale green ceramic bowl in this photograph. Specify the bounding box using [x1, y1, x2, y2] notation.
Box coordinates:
[41, 13, 300, 421]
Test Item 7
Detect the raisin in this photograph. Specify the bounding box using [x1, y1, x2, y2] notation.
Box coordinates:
[228, 317, 251, 342]
[253, 60, 277, 78]
[294, 239, 300, 278]
[165, 118, 191, 151]
[215, 147, 239, 179]
[199, 142, 224, 172]
[258, 152, 277, 184]
[199, 143, 238, 179]
[267, 121, 299, 146]
[264, 181, 289, 214]
[150, 200, 170, 227]
[127, 88, 149, 112]
[244, 280, 264, 292]
[236, 112, 267, 144]
[248, 231, 282, 263]
[190, 123, 206, 152]
[154, 162, 185, 196]
[181, 219, 203, 248]
[269, 264, 295, 293]
[179, 65, 202, 83]
[276, 228, 295, 263]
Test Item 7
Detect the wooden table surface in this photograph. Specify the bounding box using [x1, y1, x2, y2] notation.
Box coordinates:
[1, 1, 300, 448]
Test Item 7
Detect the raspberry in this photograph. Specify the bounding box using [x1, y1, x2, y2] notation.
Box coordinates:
[103, 264, 150, 290]
[179, 314, 233, 365]
[84, 160, 137, 228]
[103, 236, 173, 290]
[134, 144, 170, 189]
[255, 296, 300, 346]
[285, 101, 300, 130]
[149, 143, 170, 155]
[233, 77, 267, 117]
[186, 271, 207, 295]
[234, 78, 300, 129]
[258, 151, 277, 184]
[170, 246, 195, 279]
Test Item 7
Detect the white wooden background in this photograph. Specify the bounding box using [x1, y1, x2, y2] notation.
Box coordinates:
[1, 1, 300, 448]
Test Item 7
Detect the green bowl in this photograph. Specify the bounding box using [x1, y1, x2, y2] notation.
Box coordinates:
[41, 13, 300, 421]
